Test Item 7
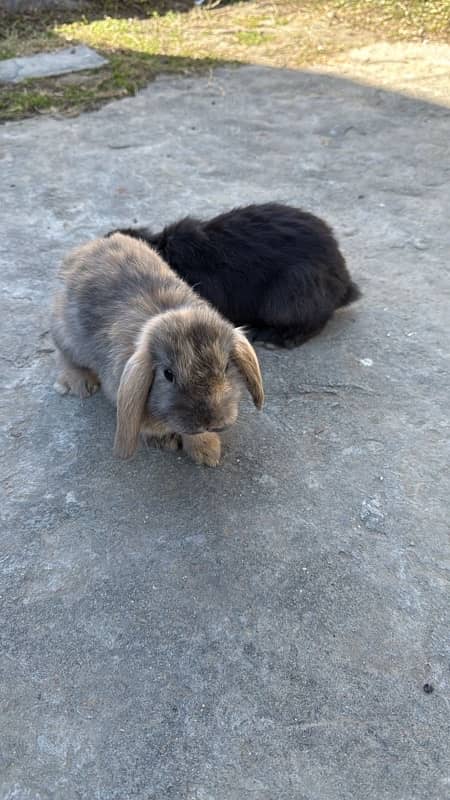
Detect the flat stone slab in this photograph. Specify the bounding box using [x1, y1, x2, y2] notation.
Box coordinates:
[0, 45, 108, 83]
[1, 66, 449, 800]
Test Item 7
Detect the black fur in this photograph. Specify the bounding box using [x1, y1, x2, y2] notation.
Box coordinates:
[107, 203, 361, 348]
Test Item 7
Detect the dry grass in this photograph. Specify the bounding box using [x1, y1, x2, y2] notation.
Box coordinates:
[1, 0, 449, 121]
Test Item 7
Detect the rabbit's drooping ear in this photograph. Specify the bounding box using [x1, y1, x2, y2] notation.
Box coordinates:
[114, 344, 154, 459]
[231, 330, 264, 409]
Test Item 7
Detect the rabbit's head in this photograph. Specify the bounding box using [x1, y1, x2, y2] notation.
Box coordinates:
[114, 307, 264, 458]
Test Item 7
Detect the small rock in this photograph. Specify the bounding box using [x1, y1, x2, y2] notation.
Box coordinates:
[360, 496, 385, 532]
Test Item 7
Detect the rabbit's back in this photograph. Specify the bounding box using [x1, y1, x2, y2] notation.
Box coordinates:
[53, 234, 195, 395]
[62, 235, 187, 326]
[108, 204, 360, 348]
[161, 204, 352, 327]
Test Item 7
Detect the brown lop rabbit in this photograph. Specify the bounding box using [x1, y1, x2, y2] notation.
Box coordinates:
[51, 233, 264, 467]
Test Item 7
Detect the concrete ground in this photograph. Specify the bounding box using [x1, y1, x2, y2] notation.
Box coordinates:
[1, 64, 449, 800]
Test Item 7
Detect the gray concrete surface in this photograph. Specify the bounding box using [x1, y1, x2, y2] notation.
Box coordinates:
[1, 66, 449, 800]
[0, 46, 108, 84]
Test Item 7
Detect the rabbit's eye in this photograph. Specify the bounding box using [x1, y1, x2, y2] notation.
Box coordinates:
[164, 368, 174, 383]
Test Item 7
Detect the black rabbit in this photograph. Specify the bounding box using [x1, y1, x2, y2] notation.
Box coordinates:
[107, 202, 360, 348]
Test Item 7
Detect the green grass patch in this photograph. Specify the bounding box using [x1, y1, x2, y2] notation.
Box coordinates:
[235, 30, 273, 46]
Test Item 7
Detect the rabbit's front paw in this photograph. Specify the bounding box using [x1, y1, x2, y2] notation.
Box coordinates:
[182, 432, 221, 467]
[54, 369, 100, 399]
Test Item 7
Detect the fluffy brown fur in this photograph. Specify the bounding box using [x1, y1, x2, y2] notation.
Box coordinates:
[51, 234, 264, 466]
